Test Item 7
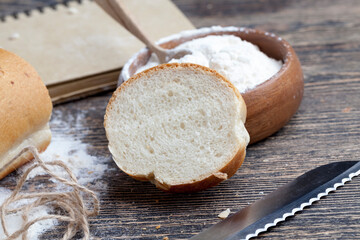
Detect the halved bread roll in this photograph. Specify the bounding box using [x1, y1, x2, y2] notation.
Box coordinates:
[0, 49, 52, 180]
[105, 63, 249, 192]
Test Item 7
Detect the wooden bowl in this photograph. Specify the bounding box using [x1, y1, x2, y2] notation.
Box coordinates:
[120, 26, 304, 144]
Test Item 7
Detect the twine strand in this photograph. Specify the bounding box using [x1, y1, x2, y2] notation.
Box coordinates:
[0, 146, 100, 240]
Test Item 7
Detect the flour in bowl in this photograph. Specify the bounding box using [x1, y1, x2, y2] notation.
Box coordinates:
[135, 35, 282, 93]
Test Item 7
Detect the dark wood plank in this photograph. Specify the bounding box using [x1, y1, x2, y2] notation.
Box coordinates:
[0, 0, 360, 239]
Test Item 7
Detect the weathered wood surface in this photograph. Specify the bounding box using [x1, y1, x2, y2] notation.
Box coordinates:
[1, 0, 360, 239]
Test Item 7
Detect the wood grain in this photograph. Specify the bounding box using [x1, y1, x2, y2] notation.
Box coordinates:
[0, 0, 360, 239]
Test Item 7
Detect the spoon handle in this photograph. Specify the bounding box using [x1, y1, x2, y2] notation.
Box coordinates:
[95, 0, 166, 61]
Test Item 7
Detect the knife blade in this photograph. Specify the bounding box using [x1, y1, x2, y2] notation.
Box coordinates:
[191, 161, 360, 240]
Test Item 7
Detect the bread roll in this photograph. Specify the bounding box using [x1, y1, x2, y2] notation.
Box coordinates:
[105, 63, 249, 192]
[0, 49, 52, 180]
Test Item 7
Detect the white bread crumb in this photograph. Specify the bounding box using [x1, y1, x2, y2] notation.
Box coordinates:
[218, 208, 231, 219]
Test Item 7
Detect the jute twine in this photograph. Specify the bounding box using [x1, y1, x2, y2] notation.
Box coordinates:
[0, 146, 100, 240]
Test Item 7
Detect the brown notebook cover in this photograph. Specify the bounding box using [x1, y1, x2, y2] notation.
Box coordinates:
[0, 0, 194, 103]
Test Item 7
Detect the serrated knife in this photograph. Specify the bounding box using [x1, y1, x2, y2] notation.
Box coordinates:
[191, 161, 360, 240]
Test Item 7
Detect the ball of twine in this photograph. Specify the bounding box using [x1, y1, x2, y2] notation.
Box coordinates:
[0, 146, 100, 240]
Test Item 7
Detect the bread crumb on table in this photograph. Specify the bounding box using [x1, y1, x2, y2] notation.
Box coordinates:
[342, 107, 352, 113]
[218, 208, 231, 219]
[156, 225, 161, 229]
[163, 237, 169, 240]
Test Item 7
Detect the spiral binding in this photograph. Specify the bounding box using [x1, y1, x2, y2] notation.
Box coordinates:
[0, 0, 84, 22]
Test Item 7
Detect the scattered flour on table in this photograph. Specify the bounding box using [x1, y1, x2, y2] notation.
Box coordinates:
[0, 109, 110, 239]
[135, 35, 282, 93]
[0, 188, 56, 240]
[20, 135, 108, 186]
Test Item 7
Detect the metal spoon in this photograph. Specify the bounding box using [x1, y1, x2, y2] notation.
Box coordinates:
[95, 0, 190, 63]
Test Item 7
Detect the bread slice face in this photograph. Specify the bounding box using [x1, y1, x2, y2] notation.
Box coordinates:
[105, 63, 249, 192]
[0, 49, 52, 179]
[0, 124, 51, 179]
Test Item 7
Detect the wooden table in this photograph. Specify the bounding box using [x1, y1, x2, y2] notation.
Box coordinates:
[1, 0, 360, 239]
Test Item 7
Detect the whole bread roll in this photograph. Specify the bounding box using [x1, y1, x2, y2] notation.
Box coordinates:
[0, 49, 52, 180]
[105, 63, 249, 192]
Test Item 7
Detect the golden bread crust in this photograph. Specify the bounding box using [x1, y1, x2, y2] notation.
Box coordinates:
[0, 49, 52, 179]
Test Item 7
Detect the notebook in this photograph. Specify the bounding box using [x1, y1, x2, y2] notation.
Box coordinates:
[0, 0, 194, 103]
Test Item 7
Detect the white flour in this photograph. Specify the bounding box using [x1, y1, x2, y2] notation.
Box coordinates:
[0, 189, 56, 240]
[135, 35, 282, 93]
[0, 109, 110, 239]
